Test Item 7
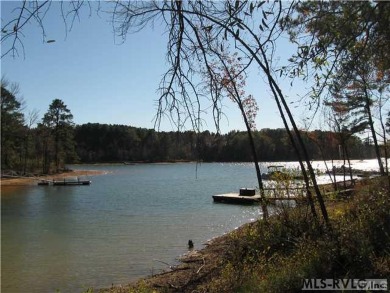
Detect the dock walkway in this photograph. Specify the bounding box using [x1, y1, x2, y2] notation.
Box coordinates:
[41, 178, 91, 186]
[213, 184, 355, 205]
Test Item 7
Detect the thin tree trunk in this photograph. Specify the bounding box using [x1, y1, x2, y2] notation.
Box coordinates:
[344, 144, 354, 184]
[269, 83, 318, 220]
[247, 35, 327, 223]
[269, 78, 329, 224]
[23, 134, 29, 174]
[378, 111, 390, 188]
[362, 80, 385, 175]
[342, 142, 347, 189]
[55, 130, 60, 173]
[237, 103, 269, 220]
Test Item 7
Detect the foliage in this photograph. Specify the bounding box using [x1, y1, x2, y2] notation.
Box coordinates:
[210, 177, 390, 292]
[73, 123, 373, 164]
[1, 79, 25, 170]
[205, 51, 259, 131]
[284, 1, 390, 85]
[41, 99, 77, 172]
[85, 178, 389, 293]
[2, 116, 375, 176]
[0, 85, 77, 175]
[0, 117, 377, 175]
[284, 1, 390, 175]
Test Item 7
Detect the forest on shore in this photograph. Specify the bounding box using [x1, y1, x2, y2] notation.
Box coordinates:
[0, 80, 385, 175]
[0, 81, 380, 175]
[74, 123, 375, 163]
[1, 0, 389, 179]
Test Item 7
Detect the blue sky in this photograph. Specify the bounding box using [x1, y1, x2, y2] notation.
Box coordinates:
[1, 1, 312, 133]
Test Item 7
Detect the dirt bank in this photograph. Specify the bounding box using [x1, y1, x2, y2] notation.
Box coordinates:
[101, 222, 252, 293]
[100, 178, 380, 293]
[1, 170, 106, 187]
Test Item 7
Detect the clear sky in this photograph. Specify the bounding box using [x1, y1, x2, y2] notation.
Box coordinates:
[1, 1, 313, 133]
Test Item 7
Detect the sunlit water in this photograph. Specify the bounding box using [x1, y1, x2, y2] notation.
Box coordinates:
[1, 160, 383, 292]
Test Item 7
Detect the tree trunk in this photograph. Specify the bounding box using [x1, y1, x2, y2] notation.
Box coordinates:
[269, 83, 318, 220]
[238, 103, 269, 220]
[269, 78, 329, 224]
[362, 81, 385, 175]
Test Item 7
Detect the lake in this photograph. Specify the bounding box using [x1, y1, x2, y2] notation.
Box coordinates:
[1, 160, 382, 292]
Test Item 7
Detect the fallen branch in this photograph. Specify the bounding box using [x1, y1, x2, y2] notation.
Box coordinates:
[153, 259, 174, 270]
[196, 257, 206, 274]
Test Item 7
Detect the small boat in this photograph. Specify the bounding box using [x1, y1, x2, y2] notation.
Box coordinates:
[261, 165, 286, 180]
[212, 188, 260, 205]
[262, 165, 303, 180]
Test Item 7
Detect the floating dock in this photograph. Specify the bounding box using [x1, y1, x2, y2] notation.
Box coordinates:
[38, 178, 91, 186]
[213, 188, 261, 205]
[213, 187, 306, 205]
[212, 185, 357, 205]
[212, 193, 261, 204]
[53, 179, 91, 186]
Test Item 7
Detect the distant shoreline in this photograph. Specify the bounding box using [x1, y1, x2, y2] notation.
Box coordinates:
[0, 169, 106, 187]
[2, 158, 383, 187]
[72, 160, 197, 165]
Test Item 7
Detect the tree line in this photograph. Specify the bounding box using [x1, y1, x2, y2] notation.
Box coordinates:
[1, 79, 389, 175]
[1, 80, 76, 175]
[74, 123, 376, 164]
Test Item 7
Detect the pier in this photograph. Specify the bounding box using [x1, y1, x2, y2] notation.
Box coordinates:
[39, 177, 91, 186]
[213, 187, 307, 205]
[262, 187, 307, 203]
[213, 184, 355, 205]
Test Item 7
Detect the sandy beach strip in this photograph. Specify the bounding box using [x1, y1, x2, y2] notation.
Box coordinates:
[0, 170, 106, 186]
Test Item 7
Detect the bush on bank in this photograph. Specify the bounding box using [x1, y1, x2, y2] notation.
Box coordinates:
[211, 177, 390, 293]
[90, 177, 389, 293]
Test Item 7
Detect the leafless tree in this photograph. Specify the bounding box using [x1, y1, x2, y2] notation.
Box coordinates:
[1, 0, 96, 58]
[2, 1, 329, 223]
[110, 1, 327, 223]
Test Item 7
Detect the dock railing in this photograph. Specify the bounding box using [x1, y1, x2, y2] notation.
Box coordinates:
[262, 180, 356, 203]
[263, 187, 307, 202]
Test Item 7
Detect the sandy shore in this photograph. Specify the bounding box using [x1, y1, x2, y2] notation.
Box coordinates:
[0, 170, 106, 187]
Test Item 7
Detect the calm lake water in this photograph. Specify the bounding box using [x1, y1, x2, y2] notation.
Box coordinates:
[1, 160, 382, 292]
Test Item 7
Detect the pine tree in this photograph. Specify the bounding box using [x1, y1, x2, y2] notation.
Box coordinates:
[42, 99, 76, 173]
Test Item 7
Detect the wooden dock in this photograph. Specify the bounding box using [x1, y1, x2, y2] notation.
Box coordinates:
[213, 185, 355, 205]
[213, 187, 307, 205]
[212, 193, 262, 204]
[38, 177, 91, 186]
[53, 179, 91, 186]
[262, 187, 307, 203]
